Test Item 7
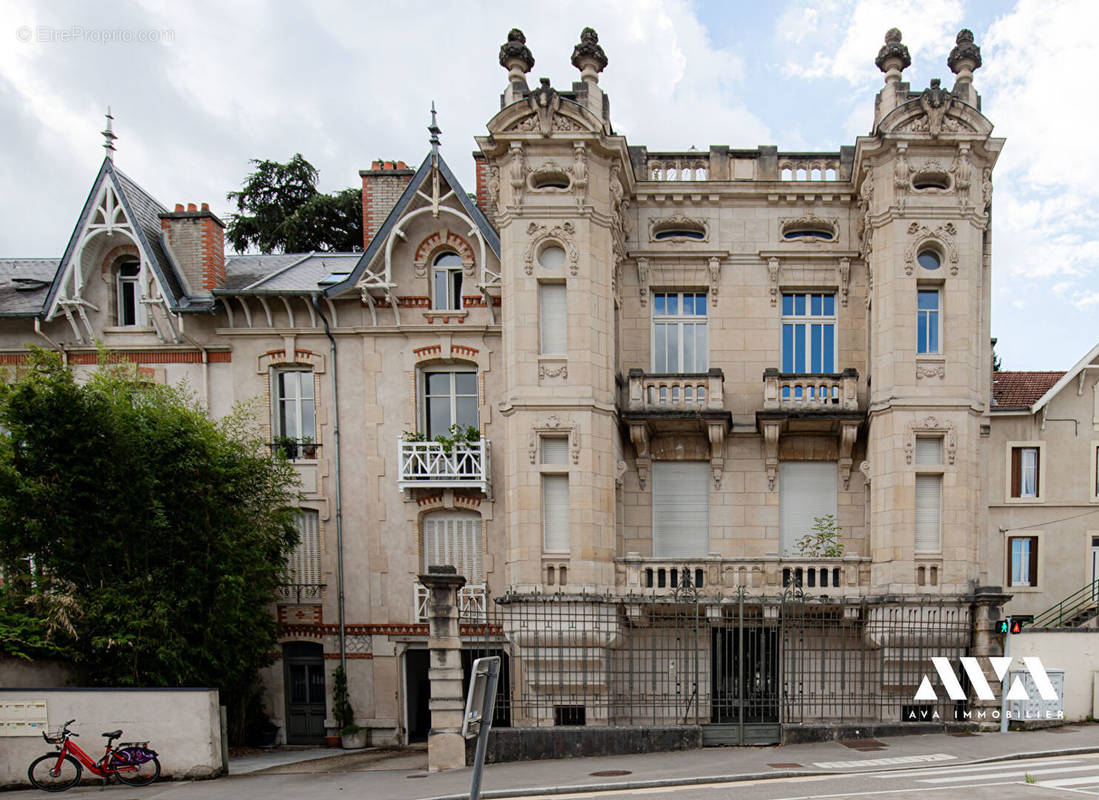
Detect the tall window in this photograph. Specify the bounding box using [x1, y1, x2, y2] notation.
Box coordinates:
[914, 437, 943, 553]
[274, 370, 316, 446]
[541, 437, 570, 553]
[1008, 535, 1038, 587]
[1010, 446, 1040, 499]
[422, 369, 477, 439]
[116, 259, 140, 326]
[779, 462, 837, 555]
[285, 509, 321, 586]
[432, 252, 463, 311]
[652, 462, 709, 557]
[652, 292, 708, 373]
[917, 289, 940, 354]
[422, 512, 483, 583]
[782, 293, 835, 373]
[539, 283, 567, 355]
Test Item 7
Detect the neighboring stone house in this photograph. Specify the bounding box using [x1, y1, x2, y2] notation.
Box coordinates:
[2, 26, 1028, 750]
[988, 353, 1099, 626]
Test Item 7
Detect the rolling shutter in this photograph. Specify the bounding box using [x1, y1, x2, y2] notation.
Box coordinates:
[539, 284, 567, 355]
[779, 462, 837, 555]
[915, 474, 942, 553]
[287, 509, 321, 585]
[422, 512, 483, 582]
[542, 475, 570, 553]
[652, 462, 709, 557]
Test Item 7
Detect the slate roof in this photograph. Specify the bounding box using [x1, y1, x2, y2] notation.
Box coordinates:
[991, 371, 1065, 409]
[222, 253, 361, 293]
[0, 259, 59, 316]
[322, 151, 499, 298]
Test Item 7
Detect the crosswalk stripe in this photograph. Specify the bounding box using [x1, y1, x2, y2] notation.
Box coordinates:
[812, 753, 955, 769]
[920, 764, 1099, 784]
[872, 759, 1083, 779]
[1039, 775, 1099, 788]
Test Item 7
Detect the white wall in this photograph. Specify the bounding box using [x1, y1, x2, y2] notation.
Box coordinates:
[1011, 632, 1099, 721]
[0, 688, 223, 789]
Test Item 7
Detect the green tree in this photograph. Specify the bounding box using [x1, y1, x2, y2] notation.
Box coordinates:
[0, 350, 300, 742]
[794, 514, 845, 558]
[226, 154, 363, 253]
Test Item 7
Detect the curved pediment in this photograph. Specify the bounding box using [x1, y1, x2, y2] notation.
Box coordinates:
[878, 95, 993, 139]
[486, 85, 603, 137]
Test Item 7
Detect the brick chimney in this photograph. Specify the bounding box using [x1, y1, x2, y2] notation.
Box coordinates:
[159, 203, 226, 295]
[360, 160, 415, 250]
[473, 151, 497, 228]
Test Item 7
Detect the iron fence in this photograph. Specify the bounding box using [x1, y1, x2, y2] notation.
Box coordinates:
[460, 580, 973, 734]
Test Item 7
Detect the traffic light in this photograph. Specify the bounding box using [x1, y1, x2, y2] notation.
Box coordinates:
[1011, 619, 1023, 634]
[998, 617, 1023, 635]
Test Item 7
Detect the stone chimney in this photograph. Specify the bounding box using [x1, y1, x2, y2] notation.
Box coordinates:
[473, 151, 498, 227]
[360, 160, 415, 250]
[159, 202, 225, 294]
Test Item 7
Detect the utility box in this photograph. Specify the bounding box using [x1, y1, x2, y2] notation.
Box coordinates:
[1007, 668, 1064, 721]
[0, 699, 48, 737]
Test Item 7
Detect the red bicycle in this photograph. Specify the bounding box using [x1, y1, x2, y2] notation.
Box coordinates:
[27, 719, 160, 792]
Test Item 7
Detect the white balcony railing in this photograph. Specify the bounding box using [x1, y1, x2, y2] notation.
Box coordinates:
[615, 554, 871, 597]
[414, 582, 487, 622]
[625, 368, 725, 412]
[397, 438, 490, 494]
[762, 368, 859, 412]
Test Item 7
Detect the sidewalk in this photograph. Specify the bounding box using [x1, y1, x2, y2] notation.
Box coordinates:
[227, 724, 1099, 800]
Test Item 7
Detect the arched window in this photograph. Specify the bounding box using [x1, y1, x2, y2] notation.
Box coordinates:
[116, 259, 140, 326]
[421, 511, 483, 584]
[432, 252, 463, 311]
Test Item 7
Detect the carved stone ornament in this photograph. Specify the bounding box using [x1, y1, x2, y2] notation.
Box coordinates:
[858, 169, 874, 261]
[779, 215, 839, 244]
[947, 28, 982, 75]
[538, 362, 568, 380]
[636, 257, 650, 306]
[906, 416, 957, 465]
[499, 28, 534, 74]
[916, 361, 946, 381]
[904, 222, 959, 276]
[837, 258, 851, 307]
[858, 460, 871, 487]
[487, 165, 501, 212]
[614, 459, 627, 488]
[571, 27, 608, 74]
[528, 78, 561, 137]
[767, 257, 780, 306]
[648, 213, 709, 243]
[875, 27, 911, 74]
[508, 143, 525, 204]
[525, 221, 578, 276]
[919, 79, 954, 138]
[529, 415, 580, 465]
[708, 257, 721, 307]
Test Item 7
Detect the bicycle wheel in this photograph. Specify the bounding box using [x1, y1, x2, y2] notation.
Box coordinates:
[113, 755, 160, 786]
[28, 754, 82, 792]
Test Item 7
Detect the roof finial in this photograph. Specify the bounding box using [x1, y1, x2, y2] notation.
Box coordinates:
[428, 101, 442, 157]
[101, 106, 118, 161]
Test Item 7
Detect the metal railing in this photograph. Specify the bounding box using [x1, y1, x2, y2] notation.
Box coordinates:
[762, 368, 859, 412]
[459, 587, 972, 740]
[276, 583, 324, 603]
[397, 438, 491, 494]
[268, 440, 321, 461]
[1028, 580, 1099, 629]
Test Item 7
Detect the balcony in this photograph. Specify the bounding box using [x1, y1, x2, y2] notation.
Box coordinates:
[624, 368, 726, 413]
[276, 583, 324, 604]
[762, 368, 859, 412]
[615, 555, 871, 598]
[397, 438, 491, 495]
[268, 439, 321, 461]
[414, 582, 487, 622]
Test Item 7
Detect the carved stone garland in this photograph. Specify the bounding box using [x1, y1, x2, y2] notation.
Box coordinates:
[904, 222, 959, 276]
[905, 416, 957, 466]
[525, 221, 579, 276]
[529, 415, 581, 465]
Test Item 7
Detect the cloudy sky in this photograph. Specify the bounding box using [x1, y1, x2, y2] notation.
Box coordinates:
[0, 0, 1095, 370]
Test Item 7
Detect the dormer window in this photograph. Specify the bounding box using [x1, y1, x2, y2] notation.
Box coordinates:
[116, 259, 141, 326]
[432, 252, 463, 311]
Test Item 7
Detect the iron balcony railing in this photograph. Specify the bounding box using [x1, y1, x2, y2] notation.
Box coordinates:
[397, 438, 491, 494]
[1028, 579, 1099, 629]
[267, 440, 321, 461]
[276, 583, 324, 603]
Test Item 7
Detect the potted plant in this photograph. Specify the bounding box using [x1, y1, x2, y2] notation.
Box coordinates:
[331, 665, 367, 748]
[272, 435, 299, 460]
[340, 722, 368, 750]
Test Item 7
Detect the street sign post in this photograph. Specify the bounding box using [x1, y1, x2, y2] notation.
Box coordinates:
[463, 656, 500, 800]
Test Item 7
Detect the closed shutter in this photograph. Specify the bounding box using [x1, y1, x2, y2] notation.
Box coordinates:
[288, 509, 321, 585]
[914, 437, 942, 465]
[542, 475, 570, 553]
[540, 284, 567, 355]
[915, 474, 942, 553]
[652, 462, 709, 557]
[423, 513, 483, 582]
[779, 462, 837, 555]
[541, 437, 569, 465]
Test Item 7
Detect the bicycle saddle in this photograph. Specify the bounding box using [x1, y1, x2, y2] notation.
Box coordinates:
[102, 729, 123, 738]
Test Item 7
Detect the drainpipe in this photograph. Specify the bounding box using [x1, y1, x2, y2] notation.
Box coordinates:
[34, 317, 67, 366]
[312, 294, 346, 678]
[177, 318, 210, 409]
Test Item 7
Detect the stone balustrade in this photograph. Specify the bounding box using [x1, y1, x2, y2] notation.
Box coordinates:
[615, 554, 871, 597]
[625, 368, 725, 412]
[762, 368, 859, 412]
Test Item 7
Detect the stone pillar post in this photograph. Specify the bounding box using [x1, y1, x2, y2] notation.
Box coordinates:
[969, 586, 1011, 729]
[419, 565, 467, 772]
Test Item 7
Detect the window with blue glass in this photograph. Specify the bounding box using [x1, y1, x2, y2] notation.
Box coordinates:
[652, 292, 708, 373]
[917, 289, 940, 354]
[781, 293, 835, 373]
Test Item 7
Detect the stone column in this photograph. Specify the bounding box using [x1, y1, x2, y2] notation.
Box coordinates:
[419, 565, 467, 772]
[969, 586, 1011, 729]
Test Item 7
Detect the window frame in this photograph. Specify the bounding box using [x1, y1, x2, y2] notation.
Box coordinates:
[651, 461, 710, 558]
[540, 435, 570, 555]
[431, 251, 464, 311]
[780, 292, 837, 374]
[1005, 531, 1042, 590]
[272, 369, 317, 455]
[916, 287, 941, 355]
[1005, 441, 1045, 503]
[651, 291, 708, 374]
[115, 258, 142, 327]
[418, 367, 479, 439]
[421, 510, 484, 584]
